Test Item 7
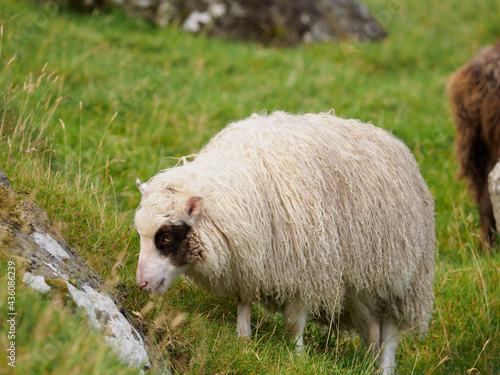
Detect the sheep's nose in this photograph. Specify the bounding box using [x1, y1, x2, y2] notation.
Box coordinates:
[139, 281, 148, 289]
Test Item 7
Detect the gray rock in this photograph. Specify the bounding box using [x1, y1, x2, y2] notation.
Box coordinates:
[58, 0, 387, 45]
[0, 170, 11, 189]
[0, 177, 157, 372]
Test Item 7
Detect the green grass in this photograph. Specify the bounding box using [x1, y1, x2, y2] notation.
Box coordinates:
[0, 0, 499, 373]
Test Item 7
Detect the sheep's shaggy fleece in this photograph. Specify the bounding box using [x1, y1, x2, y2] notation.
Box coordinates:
[141, 111, 436, 336]
[447, 42, 500, 246]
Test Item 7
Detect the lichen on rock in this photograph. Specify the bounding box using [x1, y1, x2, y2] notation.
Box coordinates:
[22, 271, 52, 293]
[67, 282, 150, 368]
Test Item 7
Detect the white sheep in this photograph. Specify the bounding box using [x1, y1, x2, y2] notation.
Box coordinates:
[134, 111, 435, 374]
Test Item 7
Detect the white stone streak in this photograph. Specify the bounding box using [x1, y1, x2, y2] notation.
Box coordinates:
[33, 232, 70, 260]
[22, 272, 51, 293]
[66, 282, 150, 369]
[42, 261, 67, 278]
[183, 11, 212, 33]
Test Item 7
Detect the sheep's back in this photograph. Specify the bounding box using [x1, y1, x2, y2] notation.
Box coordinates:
[174, 112, 435, 323]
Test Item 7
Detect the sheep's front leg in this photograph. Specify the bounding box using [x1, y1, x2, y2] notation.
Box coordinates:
[283, 301, 308, 352]
[237, 300, 252, 338]
[379, 317, 401, 375]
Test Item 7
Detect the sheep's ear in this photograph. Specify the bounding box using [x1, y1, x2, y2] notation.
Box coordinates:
[136, 178, 147, 195]
[183, 196, 204, 219]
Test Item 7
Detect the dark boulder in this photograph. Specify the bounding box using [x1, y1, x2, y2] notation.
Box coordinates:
[51, 0, 387, 46]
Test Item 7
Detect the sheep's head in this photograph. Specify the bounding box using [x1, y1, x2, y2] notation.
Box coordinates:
[134, 179, 206, 294]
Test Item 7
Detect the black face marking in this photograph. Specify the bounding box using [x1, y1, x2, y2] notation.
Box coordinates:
[154, 222, 191, 258]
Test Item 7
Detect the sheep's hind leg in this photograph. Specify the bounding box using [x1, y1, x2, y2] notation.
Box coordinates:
[237, 300, 252, 338]
[366, 319, 381, 356]
[283, 300, 308, 352]
[378, 316, 401, 375]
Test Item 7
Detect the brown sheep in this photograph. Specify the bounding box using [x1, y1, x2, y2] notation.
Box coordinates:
[447, 42, 500, 247]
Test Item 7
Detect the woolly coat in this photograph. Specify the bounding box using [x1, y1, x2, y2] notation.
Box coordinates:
[447, 42, 500, 245]
[144, 111, 435, 335]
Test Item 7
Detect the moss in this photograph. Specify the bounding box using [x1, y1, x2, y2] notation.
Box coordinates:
[0, 225, 30, 272]
[0, 186, 26, 259]
[0, 186, 34, 231]
[0, 185, 52, 234]
[0, 185, 19, 227]
[15, 193, 51, 233]
[0, 223, 15, 253]
[46, 278, 79, 309]
[46, 278, 70, 294]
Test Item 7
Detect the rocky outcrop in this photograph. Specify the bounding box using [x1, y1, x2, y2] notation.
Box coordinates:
[56, 0, 387, 46]
[0, 171, 154, 372]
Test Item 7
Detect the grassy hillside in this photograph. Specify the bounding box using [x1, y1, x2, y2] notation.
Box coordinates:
[0, 0, 499, 373]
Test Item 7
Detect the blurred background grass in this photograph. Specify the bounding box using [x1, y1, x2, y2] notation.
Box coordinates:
[0, 0, 499, 373]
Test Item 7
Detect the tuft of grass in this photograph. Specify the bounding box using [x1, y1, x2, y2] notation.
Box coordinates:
[0, 0, 499, 373]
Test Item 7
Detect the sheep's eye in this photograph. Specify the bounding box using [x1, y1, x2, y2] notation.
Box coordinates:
[154, 223, 191, 256]
[161, 234, 173, 244]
